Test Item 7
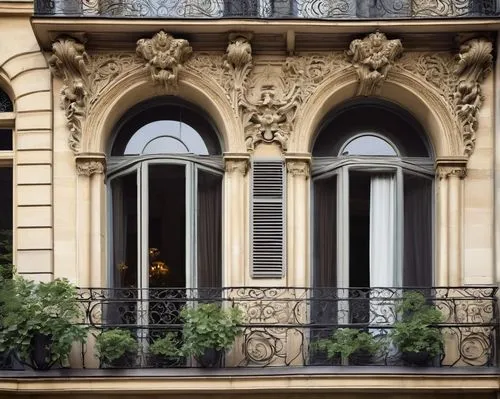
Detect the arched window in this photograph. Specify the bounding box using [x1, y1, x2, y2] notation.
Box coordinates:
[108, 97, 223, 293]
[312, 99, 433, 293]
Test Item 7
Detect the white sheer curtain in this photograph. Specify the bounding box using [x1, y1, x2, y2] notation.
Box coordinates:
[369, 174, 397, 288]
[369, 174, 399, 328]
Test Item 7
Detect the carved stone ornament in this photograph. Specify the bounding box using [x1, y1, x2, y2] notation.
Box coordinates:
[347, 31, 403, 96]
[436, 165, 467, 180]
[286, 160, 310, 179]
[453, 38, 493, 157]
[223, 33, 253, 110]
[394, 36, 492, 157]
[224, 158, 249, 175]
[49, 37, 91, 154]
[75, 155, 106, 176]
[136, 31, 192, 88]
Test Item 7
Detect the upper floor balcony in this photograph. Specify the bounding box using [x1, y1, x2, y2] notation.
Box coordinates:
[34, 0, 499, 19]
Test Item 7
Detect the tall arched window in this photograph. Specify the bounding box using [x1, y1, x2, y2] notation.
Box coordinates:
[312, 99, 434, 292]
[108, 97, 223, 292]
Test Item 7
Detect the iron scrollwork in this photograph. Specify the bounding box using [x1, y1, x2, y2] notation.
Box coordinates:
[34, 0, 498, 18]
[60, 286, 499, 370]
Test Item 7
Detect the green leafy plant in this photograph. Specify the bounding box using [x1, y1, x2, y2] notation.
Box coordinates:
[313, 328, 381, 363]
[0, 277, 88, 368]
[180, 303, 243, 358]
[149, 332, 180, 357]
[95, 329, 138, 365]
[390, 291, 443, 358]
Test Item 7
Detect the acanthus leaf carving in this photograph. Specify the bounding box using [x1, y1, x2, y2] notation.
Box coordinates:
[49, 36, 91, 154]
[453, 37, 493, 157]
[347, 31, 403, 96]
[136, 30, 192, 88]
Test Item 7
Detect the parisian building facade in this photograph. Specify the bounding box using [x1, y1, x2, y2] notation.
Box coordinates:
[0, 0, 499, 397]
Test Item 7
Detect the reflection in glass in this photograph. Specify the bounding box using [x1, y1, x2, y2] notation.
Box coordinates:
[125, 120, 209, 155]
[148, 164, 186, 288]
[111, 171, 138, 289]
[197, 170, 222, 288]
[341, 135, 397, 156]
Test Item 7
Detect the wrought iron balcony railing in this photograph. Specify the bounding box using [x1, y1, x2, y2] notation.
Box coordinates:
[34, 0, 498, 19]
[0, 286, 497, 370]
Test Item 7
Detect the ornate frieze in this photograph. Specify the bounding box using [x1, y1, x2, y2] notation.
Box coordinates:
[50, 30, 492, 162]
[347, 31, 403, 96]
[136, 31, 192, 88]
[75, 154, 106, 176]
[49, 37, 91, 154]
[453, 37, 493, 157]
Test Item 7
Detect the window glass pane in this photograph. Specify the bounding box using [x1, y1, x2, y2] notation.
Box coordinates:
[0, 89, 13, 113]
[0, 168, 12, 268]
[342, 135, 397, 156]
[313, 175, 337, 288]
[197, 170, 222, 289]
[403, 173, 432, 287]
[0, 130, 13, 151]
[148, 164, 185, 288]
[111, 172, 137, 289]
[124, 121, 209, 155]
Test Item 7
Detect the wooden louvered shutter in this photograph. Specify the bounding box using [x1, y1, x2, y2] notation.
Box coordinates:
[251, 159, 285, 278]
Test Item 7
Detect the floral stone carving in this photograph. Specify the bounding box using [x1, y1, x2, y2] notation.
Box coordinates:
[49, 36, 91, 153]
[136, 31, 192, 88]
[453, 37, 493, 157]
[347, 31, 403, 96]
[223, 33, 253, 111]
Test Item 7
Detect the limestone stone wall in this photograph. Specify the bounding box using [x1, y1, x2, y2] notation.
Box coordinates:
[0, 5, 53, 282]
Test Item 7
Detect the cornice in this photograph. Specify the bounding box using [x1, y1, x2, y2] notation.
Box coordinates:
[31, 18, 500, 52]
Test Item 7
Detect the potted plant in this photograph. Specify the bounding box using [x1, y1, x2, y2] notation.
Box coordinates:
[95, 328, 138, 368]
[180, 303, 243, 367]
[0, 276, 88, 370]
[390, 291, 443, 366]
[312, 328, 382, 365]
[149, 332, 181, 367]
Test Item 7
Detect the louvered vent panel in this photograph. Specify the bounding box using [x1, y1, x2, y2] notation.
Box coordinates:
[251, 160, 285, 278]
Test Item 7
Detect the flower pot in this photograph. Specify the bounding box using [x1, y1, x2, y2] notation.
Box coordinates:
[30, 333, 53, 370]
[402, 351, 431, 366]
[196, 348, 223, 368]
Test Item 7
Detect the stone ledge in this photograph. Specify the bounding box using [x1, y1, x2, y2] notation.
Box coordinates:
[0, 367, 498, 394]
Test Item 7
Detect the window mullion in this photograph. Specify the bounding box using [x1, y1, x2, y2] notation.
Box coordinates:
[395, 167, 404, 287]
[186, 163, 195, 290]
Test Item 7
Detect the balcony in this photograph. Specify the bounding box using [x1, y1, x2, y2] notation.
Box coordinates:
[2, 286, 496, 371]
[34, 0, 498, 19]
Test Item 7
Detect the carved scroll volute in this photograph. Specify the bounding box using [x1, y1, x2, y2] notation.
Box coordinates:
[453, 37, 493, 157]
[136, 31, 193, 88]
[347, 32, 403, 96]
[223, 32, 253, 111]
[49, 36, 91, 154]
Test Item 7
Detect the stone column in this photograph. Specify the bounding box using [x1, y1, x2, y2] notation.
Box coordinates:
[436, 158, 467, 287]
[223, 154, 249, 287]
[75, 153, 105, 369]
[285, 156, 311, 287]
